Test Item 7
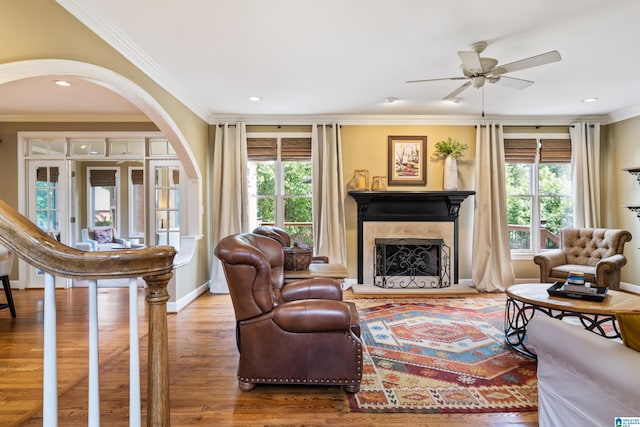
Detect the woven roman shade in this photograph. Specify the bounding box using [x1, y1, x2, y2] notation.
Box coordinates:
[89, 169, 117, 187]
[36, 167, 59, 183]
[247, 137, 311, 161]
[504, 138, 571, 163]
[131, 169, 144, 185]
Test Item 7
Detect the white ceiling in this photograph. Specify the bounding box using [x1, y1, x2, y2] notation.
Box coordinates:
[3, 0, 640, 123]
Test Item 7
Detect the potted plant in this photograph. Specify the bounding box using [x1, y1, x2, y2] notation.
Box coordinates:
[434, 137, 468, 160]
[434, 137, 468, 190]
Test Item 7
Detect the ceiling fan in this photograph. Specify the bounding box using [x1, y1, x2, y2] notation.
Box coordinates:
[407, 41, 561, 103]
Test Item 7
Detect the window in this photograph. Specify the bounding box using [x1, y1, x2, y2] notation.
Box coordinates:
[505, 135, 573, 252]
[88, 168, 118, 228]
[154, 164, 181, 249]
[129, 168, 145, 238]
[247, 133, 313, 245]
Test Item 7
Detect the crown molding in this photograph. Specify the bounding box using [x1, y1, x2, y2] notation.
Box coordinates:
[56, 0, 211, 122]
[209, 113, 611, 127]
[607, 103, 640, 124]
[0, 113, 151, 123]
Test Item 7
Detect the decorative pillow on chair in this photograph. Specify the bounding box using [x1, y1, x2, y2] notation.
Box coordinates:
[93, 228, 113, 244]
[616, 311, 640, 352]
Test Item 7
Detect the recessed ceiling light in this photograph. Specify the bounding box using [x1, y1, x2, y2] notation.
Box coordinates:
[582, 97, 599, 103]
[249, 96, 262, 102]
[52, 80, 71, 87]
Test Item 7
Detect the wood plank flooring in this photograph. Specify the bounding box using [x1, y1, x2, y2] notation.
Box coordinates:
[0, 287, 538, 426]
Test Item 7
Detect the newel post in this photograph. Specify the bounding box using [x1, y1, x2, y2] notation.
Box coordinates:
[144, 272, 173, 426]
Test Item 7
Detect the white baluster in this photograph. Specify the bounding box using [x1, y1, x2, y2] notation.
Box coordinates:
[129, 278, 141, 427]
[43, 272, 58, 426]
[88, 279, 100, 426]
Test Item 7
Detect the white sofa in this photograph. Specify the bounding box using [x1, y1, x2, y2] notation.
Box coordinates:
[528, 315, 640, 427]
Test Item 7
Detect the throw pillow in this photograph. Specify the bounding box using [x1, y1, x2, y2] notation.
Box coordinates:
[93, 228, 113, 244]
[616, 311, 640, 352]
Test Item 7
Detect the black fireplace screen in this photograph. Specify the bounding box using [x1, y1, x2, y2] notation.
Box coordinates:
[374, 238, 450, 288]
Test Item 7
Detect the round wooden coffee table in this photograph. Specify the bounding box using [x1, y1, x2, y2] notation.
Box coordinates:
[504, 283, 640, 358]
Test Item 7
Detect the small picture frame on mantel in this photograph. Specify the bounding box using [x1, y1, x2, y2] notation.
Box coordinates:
[388, 135, 427, 185]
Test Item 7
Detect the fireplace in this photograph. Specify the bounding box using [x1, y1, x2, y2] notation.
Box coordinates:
[349, 191, 474, 285]
[374, 238, 450, 288]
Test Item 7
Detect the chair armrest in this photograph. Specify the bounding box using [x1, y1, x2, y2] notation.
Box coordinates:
[74, 242, 93, 251]
[113, 237, 126, 245]
[533, 249, 567, 269]
[280, 278, 342, 301]
[272, 299, 353, 333]
[85, 238, 99, 251]
[596, 253, 627, 274]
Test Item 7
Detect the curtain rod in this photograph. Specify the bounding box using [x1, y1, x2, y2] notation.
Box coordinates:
[217, 123, 337, 128]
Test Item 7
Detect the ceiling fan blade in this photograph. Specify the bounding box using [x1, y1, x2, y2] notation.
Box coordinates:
[406, 77, 467, 84]
[493, 75, 534, 90]
[458, 50, 482, 73]
[443, 81, 472, 100]
[492, 50, 561, 74]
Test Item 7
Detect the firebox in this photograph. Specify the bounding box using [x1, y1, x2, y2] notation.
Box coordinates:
[374, 238, 450, 288]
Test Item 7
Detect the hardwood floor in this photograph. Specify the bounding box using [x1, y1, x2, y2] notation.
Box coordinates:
[0, 287, 538, 426]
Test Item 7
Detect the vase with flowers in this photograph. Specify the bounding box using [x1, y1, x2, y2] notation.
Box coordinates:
[434, 137, 468, 190]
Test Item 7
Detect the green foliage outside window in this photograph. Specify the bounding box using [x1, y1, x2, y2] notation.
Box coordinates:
[255, 161, 313, 245]
[506, 162, 572, 250]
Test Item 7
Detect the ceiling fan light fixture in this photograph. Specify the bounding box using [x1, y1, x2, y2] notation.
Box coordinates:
[471, 76, 485, 88]
[248, 96, 262, 102]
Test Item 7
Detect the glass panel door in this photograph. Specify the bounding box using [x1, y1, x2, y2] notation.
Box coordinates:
[27, 160, 67, 288]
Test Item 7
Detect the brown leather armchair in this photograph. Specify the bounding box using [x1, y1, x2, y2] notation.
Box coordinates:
[252, 225, 330, 264]
[214, 232, 362, 392]
[533, 228, 632, 290]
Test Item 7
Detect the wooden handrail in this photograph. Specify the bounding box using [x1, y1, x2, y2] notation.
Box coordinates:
[0, 199, 176, 425]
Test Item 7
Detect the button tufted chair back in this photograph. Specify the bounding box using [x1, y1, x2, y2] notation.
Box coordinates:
[561, 228, 631, 266]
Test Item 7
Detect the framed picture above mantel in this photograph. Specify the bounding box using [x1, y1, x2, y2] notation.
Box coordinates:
[388, 135, 427, 185]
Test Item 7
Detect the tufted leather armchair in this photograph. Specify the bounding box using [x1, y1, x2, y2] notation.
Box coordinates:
[214, 232, 362, 392]
[533, 228, 632, 290]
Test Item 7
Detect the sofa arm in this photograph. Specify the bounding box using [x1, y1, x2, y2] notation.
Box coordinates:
[113, 237, 126, 246]
[529, 316, 640, 426]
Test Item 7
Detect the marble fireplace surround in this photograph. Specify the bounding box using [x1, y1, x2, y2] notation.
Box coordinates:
[363, 222, 453, 285]
[349, 191, 475, 285]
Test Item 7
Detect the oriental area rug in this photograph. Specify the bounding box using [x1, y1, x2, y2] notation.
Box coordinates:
[348, 295, 538, 413]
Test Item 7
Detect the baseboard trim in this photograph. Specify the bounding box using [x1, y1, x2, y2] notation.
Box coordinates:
[167, 281, 210, 313]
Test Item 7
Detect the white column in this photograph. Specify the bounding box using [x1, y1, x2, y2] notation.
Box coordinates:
[129, 278, 141, 427]
[88, 279, 100, 426]
[43, 272, 58, 426]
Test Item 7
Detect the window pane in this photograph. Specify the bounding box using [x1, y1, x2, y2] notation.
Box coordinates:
[507, 196, 532, 250]
[256, 162, 275, 195]
[257, 197, 275, 224]
[506, 163, 532, 195]
[283, 161, 312, 195]
[284, 196, 312, 245]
